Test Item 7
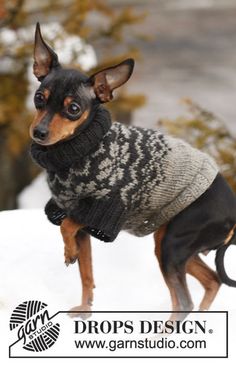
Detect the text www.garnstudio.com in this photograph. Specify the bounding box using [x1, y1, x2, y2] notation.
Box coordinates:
[74, 338, 206, 352]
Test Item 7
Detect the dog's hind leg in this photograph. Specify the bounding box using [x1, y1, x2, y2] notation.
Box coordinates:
[154, 227, 194, 321]
[186, 255, 221, 311]
[60, 218, 94, 318]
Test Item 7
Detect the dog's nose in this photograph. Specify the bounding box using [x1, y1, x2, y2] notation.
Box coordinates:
[33, 127, 49, 141]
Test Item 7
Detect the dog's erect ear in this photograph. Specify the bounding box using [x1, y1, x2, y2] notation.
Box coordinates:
[33, 22, 60, 81]
[89, 59, 134, 103]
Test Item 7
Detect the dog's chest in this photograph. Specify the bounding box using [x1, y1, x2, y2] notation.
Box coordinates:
[47, 149, 118, 210]
[47, 163, 97, 210]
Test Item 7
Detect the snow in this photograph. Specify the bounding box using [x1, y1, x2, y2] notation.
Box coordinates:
[17, 173, 51, 209]
[1, 208, 236, 363]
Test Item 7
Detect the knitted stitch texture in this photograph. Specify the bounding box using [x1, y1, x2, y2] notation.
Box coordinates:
[31, 111, 218, 242]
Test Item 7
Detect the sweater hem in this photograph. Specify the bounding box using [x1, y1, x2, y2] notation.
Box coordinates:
[157, 156, 218, 226]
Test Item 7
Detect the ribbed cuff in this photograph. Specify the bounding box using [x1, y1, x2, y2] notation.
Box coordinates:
[44, 198, 67, 226]
[68, 196, 127, 242]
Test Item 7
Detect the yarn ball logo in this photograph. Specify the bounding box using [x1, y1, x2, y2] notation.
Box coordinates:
[9, 300, 60, 352]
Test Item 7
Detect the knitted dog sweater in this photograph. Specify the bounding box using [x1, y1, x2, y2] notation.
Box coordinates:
[31, 108, 218, 242]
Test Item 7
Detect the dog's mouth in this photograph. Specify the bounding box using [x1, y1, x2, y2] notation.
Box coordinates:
[32, 137, 52, 146]
[30, 134, 65, 146]
[30, 128, 78, 146]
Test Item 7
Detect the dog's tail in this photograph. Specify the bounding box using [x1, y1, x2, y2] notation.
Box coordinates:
[215, 233, 236, 287]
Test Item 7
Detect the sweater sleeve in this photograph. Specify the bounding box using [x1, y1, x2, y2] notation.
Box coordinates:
[44, 198, 67, 226]
[67, 195, 127, 242]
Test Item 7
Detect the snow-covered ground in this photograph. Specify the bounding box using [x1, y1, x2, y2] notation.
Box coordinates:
[1, 208, 236, 363]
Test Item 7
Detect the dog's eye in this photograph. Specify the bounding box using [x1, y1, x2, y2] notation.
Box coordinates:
[34, 92, 45, 107]
[67, 102, 81, 116]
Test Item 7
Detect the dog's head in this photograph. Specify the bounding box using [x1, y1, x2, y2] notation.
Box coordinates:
[30, 23, 134, 146]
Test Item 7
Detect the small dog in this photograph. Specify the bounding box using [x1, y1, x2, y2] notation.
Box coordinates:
[30, 23, 236, 320]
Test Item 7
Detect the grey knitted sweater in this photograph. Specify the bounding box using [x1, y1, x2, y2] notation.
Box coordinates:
[31, 114, 218, 242]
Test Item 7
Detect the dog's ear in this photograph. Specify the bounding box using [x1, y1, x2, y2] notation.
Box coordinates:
[89, 59, 134, 103]
[33, 22, 60, 81]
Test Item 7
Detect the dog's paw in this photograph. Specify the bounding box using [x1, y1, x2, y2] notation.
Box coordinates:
[64, 246, 78, 266]
[68, 305, 92, 319]
[64, 256, 77, 266]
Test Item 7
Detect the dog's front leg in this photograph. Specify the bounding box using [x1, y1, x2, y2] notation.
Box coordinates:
[60, 218, 94, 318]
[60, 218, 83, 265]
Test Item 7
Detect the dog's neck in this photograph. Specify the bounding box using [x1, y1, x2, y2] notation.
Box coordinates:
[30, 106, 112, 172]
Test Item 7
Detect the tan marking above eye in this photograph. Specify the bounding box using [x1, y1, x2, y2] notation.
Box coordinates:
[64, 96, 74, 107]
[43, 88, 50, 100]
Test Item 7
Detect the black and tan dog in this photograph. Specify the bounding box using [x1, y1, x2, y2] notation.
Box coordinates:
[30, 23, 236, 320]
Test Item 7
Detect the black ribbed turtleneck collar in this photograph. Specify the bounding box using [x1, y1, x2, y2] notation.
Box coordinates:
[30, 106, 112, 172]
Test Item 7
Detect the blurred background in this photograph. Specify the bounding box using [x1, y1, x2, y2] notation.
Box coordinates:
[0, 0, 236, 211]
